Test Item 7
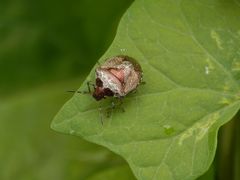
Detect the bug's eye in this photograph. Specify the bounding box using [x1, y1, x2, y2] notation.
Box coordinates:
[92, 92, 104, 101]
[96, 78, 103, 87]
[104, 88, 114, 96]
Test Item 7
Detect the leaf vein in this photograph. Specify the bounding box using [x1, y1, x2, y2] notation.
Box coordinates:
[179, 0, 239, 89]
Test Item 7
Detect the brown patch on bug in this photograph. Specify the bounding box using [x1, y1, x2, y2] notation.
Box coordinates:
[92, 78, 114, 101]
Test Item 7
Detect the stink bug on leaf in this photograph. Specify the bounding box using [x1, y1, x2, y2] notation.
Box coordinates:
[93, 55, 143, 100]
[68, 55, 144, 123]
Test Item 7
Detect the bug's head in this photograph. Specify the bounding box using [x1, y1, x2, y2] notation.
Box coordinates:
[92, 78, 104, 101]
[92, 87, 114, 101]
[92, 87, 105, 101]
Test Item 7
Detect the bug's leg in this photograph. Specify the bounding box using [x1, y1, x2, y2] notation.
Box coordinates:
[67, 81, 96, 95]
[106, 100, 116, 118]
[111, 100, 116, 109]
[98, 105, 104, 125]
[131, 89, 138, 94]
[118, 97, 125, 113]
[87, 81, 95, 93]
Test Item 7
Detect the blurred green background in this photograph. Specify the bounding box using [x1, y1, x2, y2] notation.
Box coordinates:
[0, 0, 136, 179]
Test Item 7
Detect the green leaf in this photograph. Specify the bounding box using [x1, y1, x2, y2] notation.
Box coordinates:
[51, 0, 240, 179]
[197, 159, 216, 180]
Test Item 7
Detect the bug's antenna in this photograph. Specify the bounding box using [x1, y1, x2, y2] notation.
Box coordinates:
[66, 90, 91, 94]
[66, 90, 83, 94]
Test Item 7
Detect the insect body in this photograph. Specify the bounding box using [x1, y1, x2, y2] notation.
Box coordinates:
[92, 55, 143, 101]
[67, 55, 143, 124]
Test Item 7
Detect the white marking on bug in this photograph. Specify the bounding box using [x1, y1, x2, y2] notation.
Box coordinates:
[211, 30, 224, 50]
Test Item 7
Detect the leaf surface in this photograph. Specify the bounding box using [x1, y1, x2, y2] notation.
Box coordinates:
[52, 0, 240, 179]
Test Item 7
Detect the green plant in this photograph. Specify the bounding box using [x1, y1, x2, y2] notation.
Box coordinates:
[52, 0, 240, 179]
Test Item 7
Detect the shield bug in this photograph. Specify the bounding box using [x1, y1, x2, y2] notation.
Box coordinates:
[68, 55, 143, 123]
[92, 55, 143, 100]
